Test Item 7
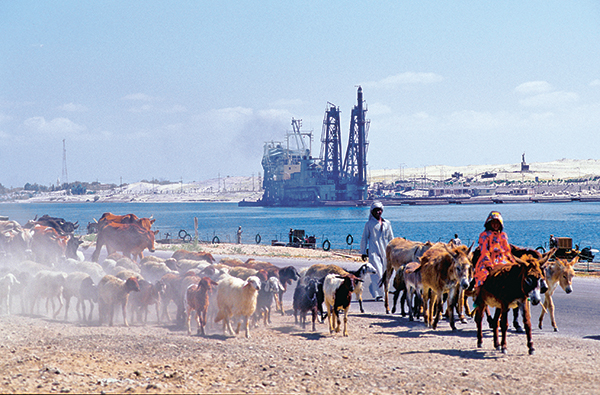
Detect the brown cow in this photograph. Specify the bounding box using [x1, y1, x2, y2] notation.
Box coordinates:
[92, 223, 158, 262]
[380, 237, 434, 314]
[475, 253, 551, 355]
[97, 213, 155, 231]
[31, 225, 68, 264]
[420, 243, 473, 330]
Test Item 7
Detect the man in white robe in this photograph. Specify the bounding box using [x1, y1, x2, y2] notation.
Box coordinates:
[360, 201, 394, 300]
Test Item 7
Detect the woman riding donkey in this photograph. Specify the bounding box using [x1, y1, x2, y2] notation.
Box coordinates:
[472, 211, 516, 308]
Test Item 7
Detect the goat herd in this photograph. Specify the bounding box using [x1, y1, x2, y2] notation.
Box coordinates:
[0, 214, 577, 356]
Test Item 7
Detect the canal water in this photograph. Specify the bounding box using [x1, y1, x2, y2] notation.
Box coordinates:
[2, 201, 600, 253]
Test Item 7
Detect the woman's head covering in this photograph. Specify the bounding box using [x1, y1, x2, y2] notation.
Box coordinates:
[484, 211, 504, 231]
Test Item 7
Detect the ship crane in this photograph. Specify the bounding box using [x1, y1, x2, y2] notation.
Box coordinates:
[258, 86, 369, 206]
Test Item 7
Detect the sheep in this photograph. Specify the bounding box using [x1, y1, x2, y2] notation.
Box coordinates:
[215, 275, 261, 338]
[97, 275, 140, 326]
[141, 259, 176, 283]
[219, 257, 245, 267]
[28, 270, 68, 319]
[253, 276, 285, 327]
[8, 270, 30, 314]
[63, 272, 97, 322]
[128, 279, 166, 324]
[74, 261, 105, 284]
[100, 258, 117, 274]
[0, 273, 20, 315]
[79, 275, 98, 322]
[17, 260, 48, 275]
[293, 277, 322, 331]
[171, 249, 215, 263]
[185, 277, 219, 335]
[323, 273, 361, 336]
[245, 260, 299, 314]
[199, 264, 230, 283]
[159, 272, 202, 325]
[139, 255, 164, 265]
[115, 257, 140, 273]
[115, 269, 144, 281]
[228, 266, 259, 280]
[176, 259, 210, 274]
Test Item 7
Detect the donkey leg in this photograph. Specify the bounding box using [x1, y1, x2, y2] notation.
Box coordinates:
[523, 302, 535, 355]
[492, 308, 502, 350]
[548, 295, 558, 331]
[475, 306, 484, 348]
[499, 308, 509, 354]
[513, 305, 524, 333]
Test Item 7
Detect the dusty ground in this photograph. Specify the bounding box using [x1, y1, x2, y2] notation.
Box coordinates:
[2, 245, 600, 394]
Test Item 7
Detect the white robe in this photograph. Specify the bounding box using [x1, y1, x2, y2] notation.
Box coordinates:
[360, 212, 394, 297]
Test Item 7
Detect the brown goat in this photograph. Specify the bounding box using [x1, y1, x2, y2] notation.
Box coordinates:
[185, 277, 219, 335]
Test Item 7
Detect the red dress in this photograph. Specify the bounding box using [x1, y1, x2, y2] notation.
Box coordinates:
[474, 230, 515, 288]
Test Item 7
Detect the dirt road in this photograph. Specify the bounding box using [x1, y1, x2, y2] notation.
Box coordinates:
[2, 244, 599, 394]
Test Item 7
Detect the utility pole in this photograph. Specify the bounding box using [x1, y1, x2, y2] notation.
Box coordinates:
[61, 139, 68, 186]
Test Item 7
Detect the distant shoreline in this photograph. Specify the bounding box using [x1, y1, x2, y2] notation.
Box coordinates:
[4, 158, 600, 205]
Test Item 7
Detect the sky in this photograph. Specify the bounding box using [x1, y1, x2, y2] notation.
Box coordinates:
[1, 1, 600, 188]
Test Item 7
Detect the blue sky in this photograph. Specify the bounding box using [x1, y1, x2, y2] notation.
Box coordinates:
[1, 1, 599, 188]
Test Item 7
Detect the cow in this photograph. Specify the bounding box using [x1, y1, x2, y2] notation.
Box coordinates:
[26, 214, 79, 236]
[97, 212, 155, 232]
[91, 222, 158, 262]
[380, 237, 434, 314]
[475, 253, 551, 355]
[0, 220, 32, 262]
[31, 225, 68, 265]
[26, 215, 82, 260]
[420, 243, 473, 330]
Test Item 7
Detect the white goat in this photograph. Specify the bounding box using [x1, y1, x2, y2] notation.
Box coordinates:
[63, 271, 97, 322]
[215, 275, 261, 338]
[0, 273, 20, 315]
[29, 270, 68, 319]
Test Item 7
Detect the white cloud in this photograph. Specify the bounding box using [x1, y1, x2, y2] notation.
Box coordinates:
[121, 93, 159, 101]
[363, 72, 443, 89]
[128, 104, 153, 113]
[519, 91, 579, 108]
[162, 105, 187, 114]
[269, 98, 304, 108]
[0, 113, 12, 123]
[515, 81, 553, 95]
[367, 102, 392, 116]
[591, 79, 600, 86]
[23, 116, 86, 136]
[58, 102, 88, 112]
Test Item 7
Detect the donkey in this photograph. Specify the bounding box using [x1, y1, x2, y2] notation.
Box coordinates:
[538, 256, 577, 331]
[419, 243, 473, 330]
[474, 253, 551, 355]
